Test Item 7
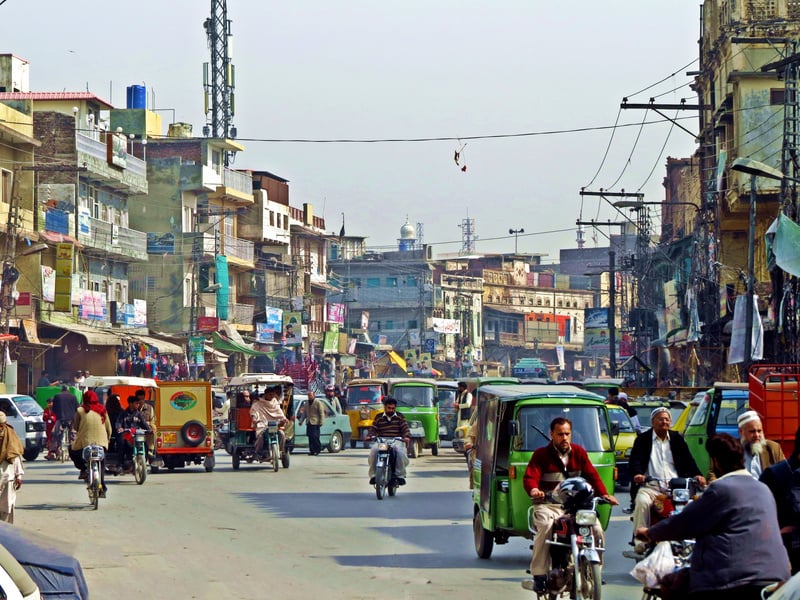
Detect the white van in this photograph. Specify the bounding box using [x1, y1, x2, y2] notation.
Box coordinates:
[0, 396, 46, 461]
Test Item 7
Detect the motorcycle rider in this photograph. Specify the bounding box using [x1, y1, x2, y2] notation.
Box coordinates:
[114, 395, 150, 467]
[521, 416, 618, 593]
[69, 390, 111, 497]
[629, 406, 705, 553]
[250, 385, 287, 455]
[367, 397, 410, 486]
[636, 434, 790, 598]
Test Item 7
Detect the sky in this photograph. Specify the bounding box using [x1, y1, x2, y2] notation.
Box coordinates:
[1, 1, 702, 260]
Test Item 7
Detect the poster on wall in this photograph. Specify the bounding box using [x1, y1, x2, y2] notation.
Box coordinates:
[282, 311, 302, 346]
[188, 336, 205, 367]
[326, 303, 345, 325]
[583, 307, 611, 357]
[264, 307, 283, 332]
[80, 290, 106, 322]
[133, 299, 147, 326]
[41, 266, 56, 303]
[322, 331, 338, 354]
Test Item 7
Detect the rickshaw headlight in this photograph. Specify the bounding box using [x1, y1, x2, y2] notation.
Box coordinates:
[672, 489, 691, 503]
[576, 510, 597, 526]
[360, 409, 370, 419]
[409, 420, 422, 429]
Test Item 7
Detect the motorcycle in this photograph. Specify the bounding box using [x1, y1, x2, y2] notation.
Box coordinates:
[83, 445, 105, 510]
[232, 419, 290, 471]
[373, 437, 404, 500]
[105, 428, 148, 485]
[526, 477, 609, 600]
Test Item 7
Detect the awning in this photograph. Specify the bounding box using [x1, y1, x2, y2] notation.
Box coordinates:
[204, 343, 229, 362]
[39, 321, 122, 346]
[388, 351, 407, 371]
[211, 331, 282, 358]
[124, 334, 185, 355]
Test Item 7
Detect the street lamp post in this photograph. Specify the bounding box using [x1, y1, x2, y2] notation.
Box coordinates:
[509, 228, 524, 254]
[730, 157, 783, 371]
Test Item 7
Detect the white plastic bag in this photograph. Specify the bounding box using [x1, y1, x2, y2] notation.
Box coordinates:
[630, 541, 676, 588]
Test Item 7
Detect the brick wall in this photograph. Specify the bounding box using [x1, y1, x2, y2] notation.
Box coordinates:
[33, 112, 77, 185]
[145, 139, 203, 163]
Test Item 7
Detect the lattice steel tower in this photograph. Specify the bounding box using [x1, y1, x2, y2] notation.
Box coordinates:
[203, 0, 236, 157]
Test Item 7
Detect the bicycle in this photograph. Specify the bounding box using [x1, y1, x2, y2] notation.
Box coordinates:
[59, 420, 73, 463]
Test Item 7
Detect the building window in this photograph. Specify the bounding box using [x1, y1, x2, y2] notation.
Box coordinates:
[366, 277, 380, 287]
[386, 277, 398, 287]
[0, 170, 11, 204]
[771, 88, 785, 105]
[408, 319, 417, 329]
[385, 320, 394, 330]
[269, 211, 275, 226]
[407, 276, 418, 287]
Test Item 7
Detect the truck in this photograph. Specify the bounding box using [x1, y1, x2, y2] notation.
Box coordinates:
[748, 364, 800, 458]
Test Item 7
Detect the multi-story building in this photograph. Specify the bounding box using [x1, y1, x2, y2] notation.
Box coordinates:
[0, 54, 156, 385]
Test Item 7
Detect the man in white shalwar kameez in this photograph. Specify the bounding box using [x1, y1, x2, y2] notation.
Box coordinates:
[0, 411, 24, 523]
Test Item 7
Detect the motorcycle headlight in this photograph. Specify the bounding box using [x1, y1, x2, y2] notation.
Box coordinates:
[672, 489, 690, 503]
[575, 510, 597, 526]
[579, 526, 592, 537]
[377, 443, 388, 451]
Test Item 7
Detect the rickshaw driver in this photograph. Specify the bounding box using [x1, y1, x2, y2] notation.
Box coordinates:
[134, 389, 157, 461]
[521, 417, 619, 593]
[114, 395, 150, 466]
[366, 397, 411, 486]
[250, 385, 287, 454]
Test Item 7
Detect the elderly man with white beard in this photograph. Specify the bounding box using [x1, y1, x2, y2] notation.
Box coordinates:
[737, 410, 784, 478]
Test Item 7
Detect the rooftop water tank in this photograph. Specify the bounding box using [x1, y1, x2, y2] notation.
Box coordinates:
[126, 85, 146, 109]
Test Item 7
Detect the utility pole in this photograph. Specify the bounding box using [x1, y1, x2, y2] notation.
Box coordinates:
[577, 218, 624, 377]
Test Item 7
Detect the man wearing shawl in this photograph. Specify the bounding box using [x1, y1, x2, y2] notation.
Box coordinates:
[69, 390, 111, 497]
[0, 411, 24, 523]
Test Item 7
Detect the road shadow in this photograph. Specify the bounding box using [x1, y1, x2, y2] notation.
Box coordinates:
[236, 490, 472, 521]
[413, 469, 469, 479]
[331, 523, 528, 571]
[22, 503, 94, 512]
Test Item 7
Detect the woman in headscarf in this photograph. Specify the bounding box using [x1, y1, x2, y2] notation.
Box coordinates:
[69, 389, 111, 497]
[0, 412, 23, 523]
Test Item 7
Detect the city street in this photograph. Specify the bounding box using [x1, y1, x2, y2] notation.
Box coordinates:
[12, 446, 645, 599]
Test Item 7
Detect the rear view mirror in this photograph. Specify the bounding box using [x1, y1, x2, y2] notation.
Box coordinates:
[509, 421, 519, 437]
[610, 421, 620, 436]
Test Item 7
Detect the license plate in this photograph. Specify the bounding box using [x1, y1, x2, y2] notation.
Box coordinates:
[162, 432, 177, 444]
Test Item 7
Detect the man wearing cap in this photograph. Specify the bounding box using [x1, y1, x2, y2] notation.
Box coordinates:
[737, 410, 784, 479]
[628, 405, 705, 553]
[324, 384, 342, 414]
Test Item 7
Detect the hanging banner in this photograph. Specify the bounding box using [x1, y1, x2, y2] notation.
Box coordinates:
[54, 243, 74, 312]
[283, 311, 302, 346]
[264, 307, 283, 333]
[215, 255, 230, 320]
[583, 307, 610, 356]
[322, 331, 338, 354]
[42, 266, 56, 303]
[133, 298, 147, 326]
[432, 317, 461, 334]
[360, 311, 369, 330]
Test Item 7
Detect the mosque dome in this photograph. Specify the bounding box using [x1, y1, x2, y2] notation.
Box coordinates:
[400, 220, 415, 240]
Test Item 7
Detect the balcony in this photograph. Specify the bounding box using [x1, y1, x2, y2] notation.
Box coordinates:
[77, 217, 148, 261]
[75, 133, 147, 194]
[221, 233, 254, 268]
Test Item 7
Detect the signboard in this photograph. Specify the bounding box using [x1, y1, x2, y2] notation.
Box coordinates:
[264, 307, 283, 332]
[14, 292, 31, 318]
[584, 307, 611, 356]
[360, 311, 369, 331]
[255, 323, 274, 343]
[146, 232, 175, 254]
[197, 316, 219, 333]
[54, 243, 74, 312]
[79, 290, 106, 322]
[432, 317, 460, 334]
[188, 336, 205, 367]
[107, 131, 128, 169]
[133, 298, 147, 326]
[326, 303, 345, 325]
[41, 266, 55, 303]
[322, 331, 339, 354]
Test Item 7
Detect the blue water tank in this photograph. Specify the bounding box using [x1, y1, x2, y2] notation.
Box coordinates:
[126, 85, 146, 109]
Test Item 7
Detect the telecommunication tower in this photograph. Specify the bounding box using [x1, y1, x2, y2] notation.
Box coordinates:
[203, 0, 236, 160]
[459, 216, 476, 255]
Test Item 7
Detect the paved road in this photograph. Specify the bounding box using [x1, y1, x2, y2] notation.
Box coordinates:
[12, 447, 645, 599]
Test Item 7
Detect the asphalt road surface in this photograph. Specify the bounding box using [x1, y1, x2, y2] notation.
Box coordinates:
[12, 446, 646, 599]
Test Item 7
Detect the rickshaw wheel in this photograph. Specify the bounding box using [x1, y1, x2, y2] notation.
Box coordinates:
[473, 512, 494, 559]
[204, 454, 216, 472]
[281, 450, 290, 469]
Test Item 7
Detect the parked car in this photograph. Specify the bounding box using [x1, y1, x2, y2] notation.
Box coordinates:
[607, 404, 636, 487]
[0, 395, 46, 461]
[292, 394, 352, 453]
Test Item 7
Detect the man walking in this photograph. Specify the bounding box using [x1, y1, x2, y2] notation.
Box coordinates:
[306, 391, 325, 456]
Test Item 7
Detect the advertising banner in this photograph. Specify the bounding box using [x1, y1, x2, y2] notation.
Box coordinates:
[432, 317, 460, 334]
[583, 307, 611, 356]
[326, 303, 345, 325]
[188, 336, 205, 367]
[283, 311, 302, 346]
[323, 331, 338, 354]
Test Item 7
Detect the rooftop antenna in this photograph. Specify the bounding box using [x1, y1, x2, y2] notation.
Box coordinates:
[202, 0, 236, 164]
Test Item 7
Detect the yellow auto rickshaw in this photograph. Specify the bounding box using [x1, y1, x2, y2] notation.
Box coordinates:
[344, 378, 386, 448]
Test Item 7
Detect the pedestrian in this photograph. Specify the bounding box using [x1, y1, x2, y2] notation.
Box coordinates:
[306, 391, 325, 456]
[36, 371, 52, 388]
[0, 411, 24, 523]
[43, 399, 57, 460]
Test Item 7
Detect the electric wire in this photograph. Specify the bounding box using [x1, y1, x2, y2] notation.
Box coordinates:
[637, 110, 677, 192]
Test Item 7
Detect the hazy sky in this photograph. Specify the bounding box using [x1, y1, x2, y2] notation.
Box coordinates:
[2, 1, 701, 260]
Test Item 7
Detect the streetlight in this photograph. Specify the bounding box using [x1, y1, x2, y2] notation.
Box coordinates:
[730, 157, 783, 370]
[509, 228, 524, 253]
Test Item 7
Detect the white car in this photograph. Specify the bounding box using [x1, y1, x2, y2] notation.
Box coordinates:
[0, 396, 46, 461]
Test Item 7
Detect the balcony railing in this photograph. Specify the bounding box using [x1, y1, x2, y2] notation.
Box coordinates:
[78, 217, 148, 260]
[222, 168, 253, 197]
[76, 133, 146, 180]
[222, 233, 254, 263]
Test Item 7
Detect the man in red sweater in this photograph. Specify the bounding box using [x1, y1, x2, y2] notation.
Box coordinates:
[521, 417, 618, 593]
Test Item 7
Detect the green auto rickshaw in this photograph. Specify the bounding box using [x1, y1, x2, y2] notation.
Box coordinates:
[386, 378, 439, 458]
[472, 384, 615, 559]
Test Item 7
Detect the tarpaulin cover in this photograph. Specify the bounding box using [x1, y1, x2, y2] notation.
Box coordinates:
[211, 331, 282, 358]
[0, 523, 89, 599]
[773, 213, 800, 277]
